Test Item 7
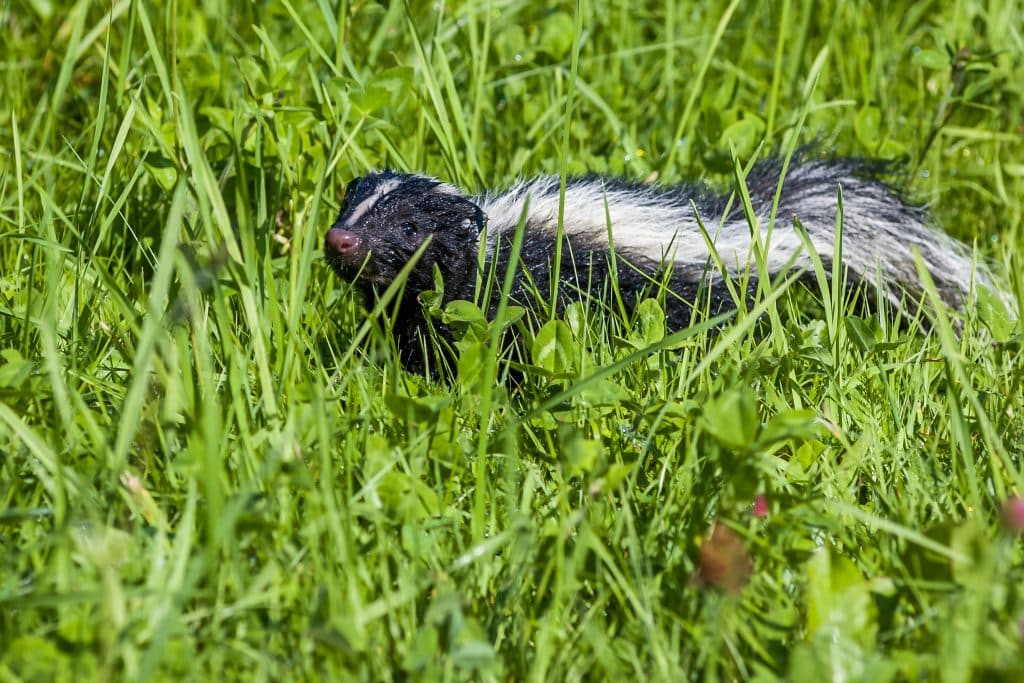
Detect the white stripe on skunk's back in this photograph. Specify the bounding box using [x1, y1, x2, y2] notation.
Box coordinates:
[477, 175, 810, 274]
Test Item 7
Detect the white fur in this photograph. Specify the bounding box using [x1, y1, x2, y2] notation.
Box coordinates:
[478, 177, 814, 273]
[344, 177, 401, 226]
[474, 170, 997, 310]
[431, 181, 464, 196]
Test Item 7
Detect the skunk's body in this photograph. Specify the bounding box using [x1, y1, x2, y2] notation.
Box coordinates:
[324, 159, 997, 372]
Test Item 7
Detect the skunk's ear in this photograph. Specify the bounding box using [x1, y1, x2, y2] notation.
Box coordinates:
[451, 200, 485, 242]
[474, 205, 486, 233]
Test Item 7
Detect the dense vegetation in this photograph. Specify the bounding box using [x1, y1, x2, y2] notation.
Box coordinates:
[2, 0, 1023, 679]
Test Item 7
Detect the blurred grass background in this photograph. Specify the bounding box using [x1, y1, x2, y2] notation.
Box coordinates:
[1, 0, 1024, 680]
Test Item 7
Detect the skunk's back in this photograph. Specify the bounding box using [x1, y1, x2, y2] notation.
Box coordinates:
[476, 159, 1000, 313]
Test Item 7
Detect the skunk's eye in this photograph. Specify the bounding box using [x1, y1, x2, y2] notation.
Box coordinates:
[400, 222, 418, 236]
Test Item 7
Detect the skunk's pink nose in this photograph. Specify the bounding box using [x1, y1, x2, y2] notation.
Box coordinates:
[325, 228, 361, 256]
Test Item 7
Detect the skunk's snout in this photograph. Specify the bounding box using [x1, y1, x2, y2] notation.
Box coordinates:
[325, 227, 362, 259]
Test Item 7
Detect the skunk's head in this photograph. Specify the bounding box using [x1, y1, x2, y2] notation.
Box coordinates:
[325, 170, 484, 295]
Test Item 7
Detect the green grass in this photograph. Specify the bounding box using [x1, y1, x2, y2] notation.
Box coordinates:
[2, 0, 1024, 680]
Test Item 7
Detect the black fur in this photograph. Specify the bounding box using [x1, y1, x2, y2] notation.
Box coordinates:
[324, 171, 486, 370]
[324, 160, 1002, 374]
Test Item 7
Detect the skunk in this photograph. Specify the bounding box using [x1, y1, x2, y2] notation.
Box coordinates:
[324, 158, 1000, 372]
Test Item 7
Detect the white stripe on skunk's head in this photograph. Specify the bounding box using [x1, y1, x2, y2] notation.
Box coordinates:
[324, 170, 485, 295]
[341, 176, 402, 226]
